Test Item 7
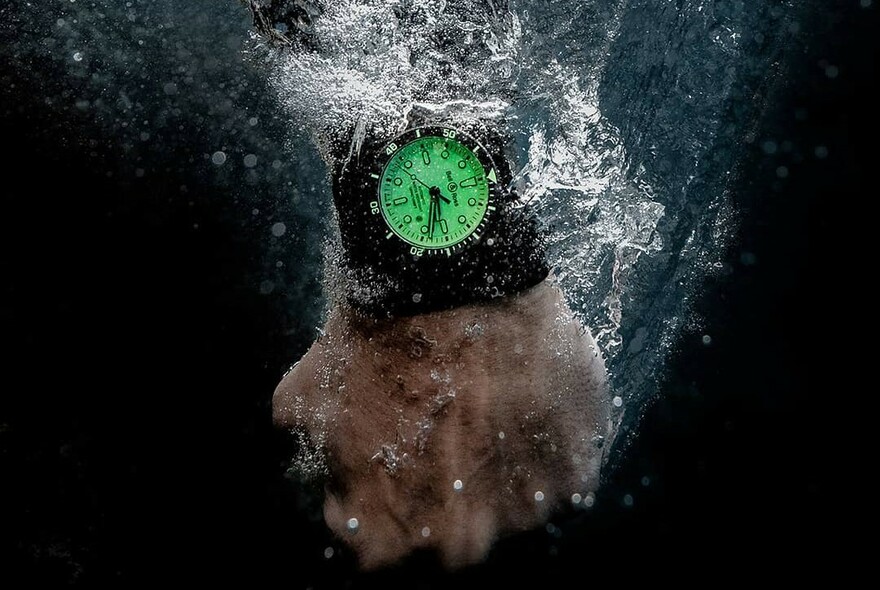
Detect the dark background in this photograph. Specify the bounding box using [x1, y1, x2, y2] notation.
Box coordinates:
[1, 1, 868, 586]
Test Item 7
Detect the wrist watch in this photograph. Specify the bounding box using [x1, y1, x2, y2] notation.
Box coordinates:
[370, 125, 496, 258]
[333, 120, 549, 317]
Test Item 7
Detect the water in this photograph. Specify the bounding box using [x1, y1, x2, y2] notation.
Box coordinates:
[251, 0, 799, 453]
[0, 0, 799, 448]
[0, 1, 800, 484]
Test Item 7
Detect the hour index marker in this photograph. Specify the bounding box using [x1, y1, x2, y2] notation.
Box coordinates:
[460, 175, 482, 188]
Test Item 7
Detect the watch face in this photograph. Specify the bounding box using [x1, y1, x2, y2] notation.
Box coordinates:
[371, 127, 498, 257]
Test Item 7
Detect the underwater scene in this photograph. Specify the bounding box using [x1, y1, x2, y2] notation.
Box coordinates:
[1, 0, 864, 585]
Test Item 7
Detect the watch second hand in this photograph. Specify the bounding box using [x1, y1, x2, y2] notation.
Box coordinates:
[408, 171, 451, 204]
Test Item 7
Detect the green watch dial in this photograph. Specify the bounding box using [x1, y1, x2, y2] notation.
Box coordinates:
[374, 128, 497, 256]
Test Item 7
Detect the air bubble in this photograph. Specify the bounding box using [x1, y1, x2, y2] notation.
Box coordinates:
[347, 518, 359, 532]
[211, 151, 227, 166]
[453, 479, 463, 491]
[259, 280, 275, 295]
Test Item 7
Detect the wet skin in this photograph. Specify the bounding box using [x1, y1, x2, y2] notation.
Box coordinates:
[273, 275, 612, 570]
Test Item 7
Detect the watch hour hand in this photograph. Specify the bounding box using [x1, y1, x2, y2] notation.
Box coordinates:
[429, 186, 449, 209]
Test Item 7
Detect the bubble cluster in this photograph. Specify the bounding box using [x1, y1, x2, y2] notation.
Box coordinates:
[259, 0, 523, 160]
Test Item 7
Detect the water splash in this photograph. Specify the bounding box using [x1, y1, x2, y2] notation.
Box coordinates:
[260, 0, 523, 159]
[251, 0, 796, 446]
[256, 0, 664, 419]
[512, 62, 665, 357]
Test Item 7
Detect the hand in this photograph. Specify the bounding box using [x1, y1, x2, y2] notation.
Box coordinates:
[273, 277, 612, 570]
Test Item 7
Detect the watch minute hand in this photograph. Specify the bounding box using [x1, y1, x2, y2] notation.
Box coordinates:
[426, 191, 436, 240]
